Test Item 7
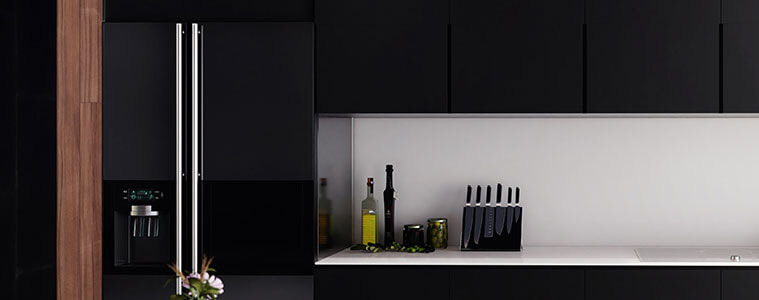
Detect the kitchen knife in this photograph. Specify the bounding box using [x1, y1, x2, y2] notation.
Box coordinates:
[506, 187, 514, 234]
[473, 185, 484, 245]
[462, 185, 474, 248]
[514, 187, 522, 222]
[484, 185, 495, 238]
[495, 183, 506, 235]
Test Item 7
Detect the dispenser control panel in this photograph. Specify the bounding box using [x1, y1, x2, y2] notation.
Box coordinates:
[122, 188, 163, 201]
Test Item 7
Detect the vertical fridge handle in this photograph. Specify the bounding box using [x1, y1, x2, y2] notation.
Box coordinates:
[191, 23, 200, 274]
[175, 23, 183, 295]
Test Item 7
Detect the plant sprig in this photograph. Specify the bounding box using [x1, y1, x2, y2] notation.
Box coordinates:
[350, 242, 435, 253]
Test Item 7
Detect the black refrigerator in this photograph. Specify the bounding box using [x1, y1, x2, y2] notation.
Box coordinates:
[102, 22, 315, 294]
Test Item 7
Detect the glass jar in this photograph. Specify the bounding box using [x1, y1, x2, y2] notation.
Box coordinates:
[402, 224, 425, 247]
[426, 218, 448, 249]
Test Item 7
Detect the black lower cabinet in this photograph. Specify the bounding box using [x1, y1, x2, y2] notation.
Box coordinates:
[315, 267, 449, 300]
[586, 269, 720, 300]
[451, 268, 584, 300]
[723, 270, 759, 300]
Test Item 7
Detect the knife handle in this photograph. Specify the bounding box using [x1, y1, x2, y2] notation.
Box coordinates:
[496, 183, 502, 204]
[515, 187, 520, 204]
[486, 185, 491, 204]
[466, 185, 472, 204]
[507, 187, 512, 204]
[476, 185, 482, 204]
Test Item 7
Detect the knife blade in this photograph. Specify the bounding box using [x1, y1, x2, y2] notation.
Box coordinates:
[484, 185, 495, 238]
[495, 183, 506, 235]
[473, 185, 484, 245]
[506, 187, 514, 234]
[462, 185, 474, 248]
[514, 187, 522, 222]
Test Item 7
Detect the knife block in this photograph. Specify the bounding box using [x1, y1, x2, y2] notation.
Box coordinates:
[460, 206, 522, 251]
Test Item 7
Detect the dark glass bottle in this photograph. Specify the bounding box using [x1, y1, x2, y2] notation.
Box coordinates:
[383, 165, 396, 244]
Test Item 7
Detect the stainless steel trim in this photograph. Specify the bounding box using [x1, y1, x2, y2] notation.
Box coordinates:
[191, 23, 200, 274]
[175, 23, 183, 295]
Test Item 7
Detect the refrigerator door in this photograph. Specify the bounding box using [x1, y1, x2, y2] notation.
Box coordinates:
[200, 22, 313, 182]
[103, 23, 180, 182]
[199, 22, 314, 275]
[102, 23, 183, 278]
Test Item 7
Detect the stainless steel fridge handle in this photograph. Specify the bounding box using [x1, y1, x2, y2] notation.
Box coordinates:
[175, 23, 183, 295]
[191, 23, 200, 274]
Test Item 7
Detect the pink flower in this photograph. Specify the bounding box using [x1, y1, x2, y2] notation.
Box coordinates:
[182, 272, 225, 298]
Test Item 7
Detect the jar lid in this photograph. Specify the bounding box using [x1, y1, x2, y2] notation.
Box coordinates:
[427, 218, 447, 223]
[403, 224, 424, 230]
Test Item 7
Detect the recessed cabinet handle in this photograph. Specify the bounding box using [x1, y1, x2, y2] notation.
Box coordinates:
[175, 23, 183, 295]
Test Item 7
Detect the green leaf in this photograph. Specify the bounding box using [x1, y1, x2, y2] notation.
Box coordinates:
[350, 244, 366, 251]
[205, 287, 221, 295]
[188, 278, 204, 293]
[169, 295, 188, 300]
[206, 267, 217, 272]
[163, 277, 177, 288]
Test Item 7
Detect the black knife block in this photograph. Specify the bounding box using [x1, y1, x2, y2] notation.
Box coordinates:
[460, 206, 522, 251]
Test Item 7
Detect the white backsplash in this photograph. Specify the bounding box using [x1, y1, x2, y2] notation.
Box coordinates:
[351, 117, 759, 246]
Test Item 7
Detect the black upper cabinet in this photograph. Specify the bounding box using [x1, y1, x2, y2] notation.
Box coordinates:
[450, 0, 583, 113]
[722, 0, 759, 113]
[586, 269, 721, 300]
[104, 0, 187, 22]
[723, 270, 759, 300]
[717, 0, 758, 23]
[316, 24, 448, 113]
[192, 0, 313, 22]
[451, 25, 583, 113]
[315, 0, 447, 24]
[723, 24, 759, 112]
[586, 0, 720, 113]
[450, 268, 584, 300]
[202, 23, 313, 181]
[104, 0, 312, 22]
[103, 23, 177, 181]
[451, 0, 583, 25]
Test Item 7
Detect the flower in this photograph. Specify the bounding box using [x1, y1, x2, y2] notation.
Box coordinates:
[182, 272, 225, 295]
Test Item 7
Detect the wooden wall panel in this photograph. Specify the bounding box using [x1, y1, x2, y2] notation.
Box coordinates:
[57, 0, 102, 297]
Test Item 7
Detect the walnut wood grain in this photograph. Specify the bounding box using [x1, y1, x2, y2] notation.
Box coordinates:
[57, 0, 102, 297]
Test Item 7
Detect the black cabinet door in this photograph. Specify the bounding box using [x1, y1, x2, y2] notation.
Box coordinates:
[451, 24, 583, 113]
[104, 0, 187, 22]
[315, 0, 447, 24]
[586, 269, 720, 300]
[586, 0, 720, 113]
[316, 24, 447, 113]
[450, 0, 583, 113]
[723, 269, 759, 300]
[103, 23, 177, 181]
[723, 24, 759, 112]
[315, 267, 449, 300]
[450, 268, 584, 300]
[201, 23, 313, 181]
[192, 0, 313, 22]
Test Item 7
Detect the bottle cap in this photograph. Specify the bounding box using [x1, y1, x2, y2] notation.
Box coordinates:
[367, 177, 374, 185]
[386, 164, 393, 171]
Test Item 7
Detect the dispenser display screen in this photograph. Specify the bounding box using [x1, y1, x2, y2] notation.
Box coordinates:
[122, 188, 163, 201]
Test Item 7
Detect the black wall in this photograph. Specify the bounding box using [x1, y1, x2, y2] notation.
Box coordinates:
[0, 0, 57, 298]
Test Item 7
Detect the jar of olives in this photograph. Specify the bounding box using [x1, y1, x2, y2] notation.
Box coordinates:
[426, 218, 448, 249]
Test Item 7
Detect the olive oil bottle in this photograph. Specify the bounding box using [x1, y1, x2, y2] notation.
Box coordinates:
[360, 178, 378, 244]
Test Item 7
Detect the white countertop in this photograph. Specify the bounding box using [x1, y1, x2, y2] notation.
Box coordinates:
[316, 246, 759, 267]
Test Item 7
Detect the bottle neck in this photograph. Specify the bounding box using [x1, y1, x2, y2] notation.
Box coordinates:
[367, 184, 374, 198]
[320, 185, 327, 198]
[385, 173, 393, 190]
